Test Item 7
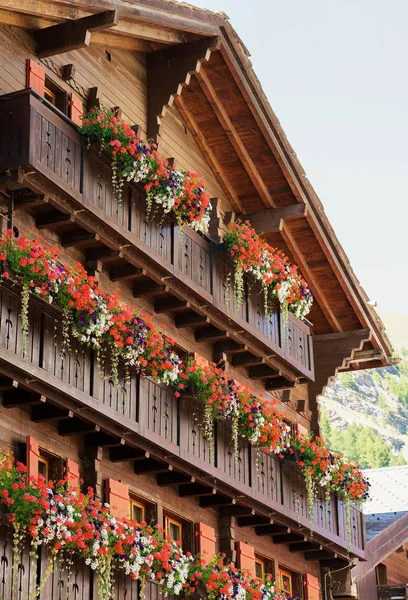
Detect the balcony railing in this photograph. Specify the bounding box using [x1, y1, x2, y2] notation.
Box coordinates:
[0, 282, 364, 557]
[0, 516, 170, 600]
[0, 90, 314, 381]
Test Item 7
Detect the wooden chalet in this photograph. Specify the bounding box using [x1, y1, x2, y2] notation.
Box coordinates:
[0, 1, 393, 598]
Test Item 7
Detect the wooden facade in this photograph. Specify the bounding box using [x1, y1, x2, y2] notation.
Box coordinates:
[0, 2, 394, 598]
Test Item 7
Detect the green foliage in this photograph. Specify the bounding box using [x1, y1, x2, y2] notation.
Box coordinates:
[320, 406, 406, 469]
[340, 372, 355, 389]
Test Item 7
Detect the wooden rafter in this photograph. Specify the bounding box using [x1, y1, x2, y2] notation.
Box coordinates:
[34, 10, 119, 57]
[196, 66, 275, 208]
[176, 95, 243, 212]
[233, 203, 307, 233]
[280, 222, 342, 332]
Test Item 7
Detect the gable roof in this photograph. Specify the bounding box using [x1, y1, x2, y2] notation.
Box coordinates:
[2, 0, 393, 371]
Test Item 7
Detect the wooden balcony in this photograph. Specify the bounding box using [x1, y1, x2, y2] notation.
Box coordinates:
[0, 282, 364, 559]
[0, 89, 313, 388]
[0, 515, 171, 600]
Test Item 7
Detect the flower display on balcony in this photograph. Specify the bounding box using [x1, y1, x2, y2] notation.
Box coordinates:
[0, 233, 367, 539]
[0, 450, 292, 600]
[0, 231, 181, 387]
[80, 107, 212, 233]
[176, 359, 291, 462]
[290, 433, 369, 540]
[224, 220, 313, 320]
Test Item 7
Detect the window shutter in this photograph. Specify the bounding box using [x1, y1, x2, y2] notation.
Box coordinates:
[26, 59, 45, 96]
[193, 353, 209, 368]
[66, 458, 79, 487]
[69, 93, 83, 126]
[195, 522, 216, 564]
[26, 435, 39, 480]
[296, 423, 308, 436]
[105, 478, 129, 518]
[304, 573, 320, 600]
[236, 541, 255, 576]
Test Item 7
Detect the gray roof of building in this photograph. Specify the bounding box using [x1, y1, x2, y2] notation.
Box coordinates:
[363, 466, 408, 514]
[365, 511, 408, 541]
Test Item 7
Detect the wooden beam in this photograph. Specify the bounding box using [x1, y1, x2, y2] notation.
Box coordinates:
[14, 193, 47, 210]
[349, 348, 383, 363]
[280, 222, 342, 332]
[154, 297, 189, 314]
[248, 364, 278, 380]
[0, 0, 221, 37]
[110, 446, 148, 463]
[59, 419, 100, 436]
[174, 312, 209, 328]
[304, 550, 335, 561]
[61, 230, 100, 249]
[86, 247, 123, 264]
[133, 280, 167, 298]
[199, 495, 235, 508]
[176, 95, 243, 213]
[273, 533, 305, 544]
[213, 341, 247, 355]
[31, 404, 73, 422]
[3, 390, 45, 408]
[34, 10, 119, 58]
[264, 377, 295, 391]
[36, 210, 75, 229]
[254, 524, 289, 536]
[197, 67, 275, 208]
[178, 483, 216, 497]
[195, 326, 229, 342]
[231, 352, 264, 368]
[236, 203, 307, 234]
[289, 542, 322, 553]
[134, 459, 172, 475]
[91, 32, 154, 52]
[110, 265, 145, 282]
[0, 377, 18, 391]
[157, 472, 194, 487]
[237, 515, 272, 528]
[219, 505, 255, 517]
[84, 432, 125, 448]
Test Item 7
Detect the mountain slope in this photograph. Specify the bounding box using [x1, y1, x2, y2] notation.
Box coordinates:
[319, 349, 408, 468]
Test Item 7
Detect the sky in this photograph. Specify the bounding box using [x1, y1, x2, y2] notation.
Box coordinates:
[188, 0, 408, 317]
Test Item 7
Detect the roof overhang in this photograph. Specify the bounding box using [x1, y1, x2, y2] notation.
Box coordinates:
[3, 0, 393, 367]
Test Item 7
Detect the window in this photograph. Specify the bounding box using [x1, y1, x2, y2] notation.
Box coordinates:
[279, 569, 293, 595]
[38, 456, 49, 481]
[165, 516, 183, 542]
[130, 499, 145, 524]
[39, 449, 62, 482]
[255, 558, 265, 580]
[43, 76, 68, 113]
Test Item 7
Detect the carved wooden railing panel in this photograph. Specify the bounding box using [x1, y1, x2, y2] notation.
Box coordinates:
[212, 255, 247, 322]
[129, 187, 173, 264]
[217, 422, 251, 493]
[93, 361, 139, 421]
[180, 397, 215, 469]
[175, 227, 212, 295]
[251, 449, 281, 505]
[139, 378, 179, 453]
[247, 282, 280, 347]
